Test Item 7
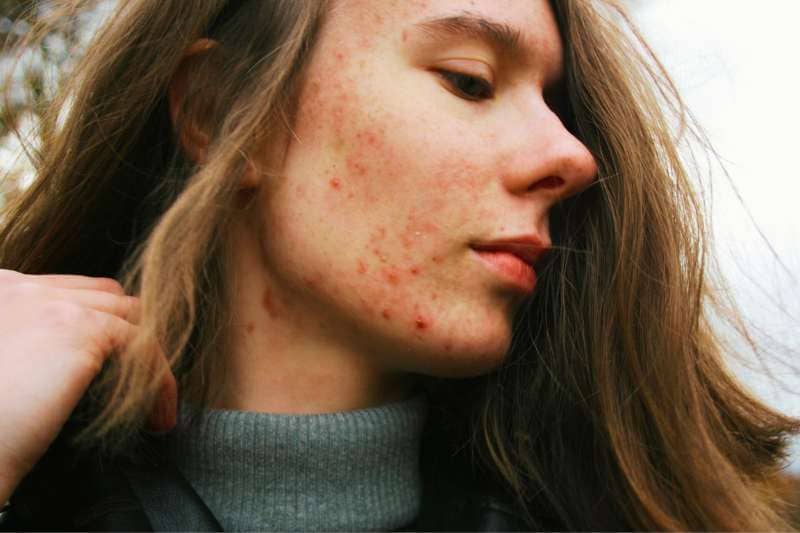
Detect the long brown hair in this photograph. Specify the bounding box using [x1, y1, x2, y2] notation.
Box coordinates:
[1, 0, 797, 529]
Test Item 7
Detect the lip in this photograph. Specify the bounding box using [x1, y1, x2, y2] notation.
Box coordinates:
[470, 235, 551, 292]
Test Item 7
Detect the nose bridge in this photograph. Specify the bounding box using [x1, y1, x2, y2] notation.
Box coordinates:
[500, 100, 597, 198]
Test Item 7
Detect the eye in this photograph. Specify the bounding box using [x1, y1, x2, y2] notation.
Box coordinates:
[435, 70, 494, 102]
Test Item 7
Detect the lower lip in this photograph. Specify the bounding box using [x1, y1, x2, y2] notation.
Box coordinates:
[472, 250, 537, 292]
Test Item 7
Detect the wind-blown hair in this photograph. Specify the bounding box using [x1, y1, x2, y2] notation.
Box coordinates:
[1, 0, 797, 529]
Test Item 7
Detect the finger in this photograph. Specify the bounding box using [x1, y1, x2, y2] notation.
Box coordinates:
[19, 272, 125, 295]
[50, 288, 140, 324]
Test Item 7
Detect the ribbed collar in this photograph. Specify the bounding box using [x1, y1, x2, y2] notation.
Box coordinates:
[167, 395, 427, 531]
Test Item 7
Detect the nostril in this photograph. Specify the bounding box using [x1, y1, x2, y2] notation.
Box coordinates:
[527, 176, 564, 192]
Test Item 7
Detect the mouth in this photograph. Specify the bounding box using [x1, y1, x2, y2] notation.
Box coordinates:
[469, 236, 551, 293]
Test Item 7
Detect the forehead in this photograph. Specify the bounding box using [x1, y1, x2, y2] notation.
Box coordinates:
[329, 0, 563, 82]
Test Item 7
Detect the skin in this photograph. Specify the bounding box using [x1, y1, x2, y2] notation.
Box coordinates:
[0, 0, 597, 505]
[215, 0, 598, 413]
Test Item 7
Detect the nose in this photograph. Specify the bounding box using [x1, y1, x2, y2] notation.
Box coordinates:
[500, 102, 598, 201]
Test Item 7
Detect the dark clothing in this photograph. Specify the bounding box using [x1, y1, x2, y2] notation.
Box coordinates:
[3, 433, 534, 531]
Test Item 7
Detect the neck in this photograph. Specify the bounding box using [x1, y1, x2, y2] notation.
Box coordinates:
[214, 218, 416, 413]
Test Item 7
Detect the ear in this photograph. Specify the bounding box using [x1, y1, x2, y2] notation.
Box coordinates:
[168, 39, 218, 166]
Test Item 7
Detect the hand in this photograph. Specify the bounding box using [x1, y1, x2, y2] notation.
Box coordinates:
[0, 269, 177, 502]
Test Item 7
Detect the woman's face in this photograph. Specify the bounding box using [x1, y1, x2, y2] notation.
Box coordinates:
[247, 0, 596, 378]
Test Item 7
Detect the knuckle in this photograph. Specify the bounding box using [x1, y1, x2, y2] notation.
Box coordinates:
[0, 280, 41, 302]
[42, 300, 93, 328]
[0, 269, 19, 283]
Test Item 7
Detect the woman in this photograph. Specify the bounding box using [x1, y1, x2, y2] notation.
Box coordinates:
[0, 0, 797, 530]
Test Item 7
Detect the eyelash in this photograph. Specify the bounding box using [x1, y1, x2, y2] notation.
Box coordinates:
[435, 70, 494, 102]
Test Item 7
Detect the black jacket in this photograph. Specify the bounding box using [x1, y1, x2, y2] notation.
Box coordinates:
[3, 431, 537, 531]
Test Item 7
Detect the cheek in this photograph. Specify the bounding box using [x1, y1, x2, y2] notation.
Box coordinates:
[269, 52, 514, 372]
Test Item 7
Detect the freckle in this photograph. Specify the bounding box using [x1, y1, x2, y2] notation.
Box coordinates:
[245, 323, 255, 334]
[382, 309, 392, 320]
[357, 260, 367, 274]
[329, 177, 341, 190]
[431, 255, 443, 263]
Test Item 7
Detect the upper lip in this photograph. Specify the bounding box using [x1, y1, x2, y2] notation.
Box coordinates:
[470, 235, 552, 267]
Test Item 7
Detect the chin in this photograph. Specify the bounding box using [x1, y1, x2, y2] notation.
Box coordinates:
[413, 340, 511, 379]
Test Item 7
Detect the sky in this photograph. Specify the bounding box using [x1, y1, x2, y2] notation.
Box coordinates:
[628, 0, 800, 472]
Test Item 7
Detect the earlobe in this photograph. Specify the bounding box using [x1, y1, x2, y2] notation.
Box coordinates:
[167, 38, 218, 166]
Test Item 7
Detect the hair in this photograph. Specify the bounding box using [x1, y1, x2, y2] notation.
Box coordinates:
[1, 0, 798, 530]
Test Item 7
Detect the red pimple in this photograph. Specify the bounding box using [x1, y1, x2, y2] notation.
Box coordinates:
[414, 315, 429, 331]
[431, 293, 438, 300]
[410, 266, 421, 275]
[356, 260, 367, 274]
[444, 342, 453, 352]
[329, 177, 341, 190]
[421, 222, 438, 233]
[381, 309, 392, 320]
[381, 267, 400, 285]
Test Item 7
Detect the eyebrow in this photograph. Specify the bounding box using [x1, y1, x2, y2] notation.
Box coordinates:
[413, 13, 528, 63]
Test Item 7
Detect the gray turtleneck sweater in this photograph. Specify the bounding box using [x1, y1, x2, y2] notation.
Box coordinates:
[166, 395, 427, 532]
